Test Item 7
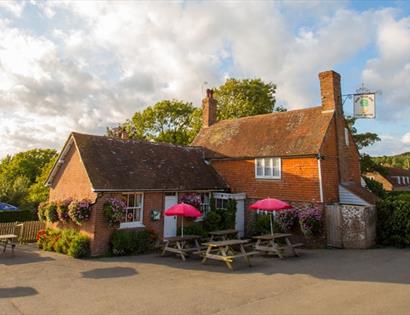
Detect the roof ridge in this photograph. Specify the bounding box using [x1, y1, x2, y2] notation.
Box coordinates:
[212, 105, 323, 126]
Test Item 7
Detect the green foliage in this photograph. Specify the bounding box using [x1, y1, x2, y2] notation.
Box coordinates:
[249, 214, 281, 236]
[37, 228, 90, 258]
[177, 223, 208, 238]
[345, 116, 381, 150]
[0, 149, 57, 209]
[214, 78, 277, 120]
[376, 197, 410, 247]
[363, 176, 387, 198]
[67, 234, 91, 258]
[110, 229, 157, 256]
[0, 210, 37, 223]
[204, 210, 222, 232]
[109, 100, 202, 145]
[372, 152, 410, 169]
[45, 202, 59, 223]
[360, 153, 387, 175]
[37, 202, 48, 222]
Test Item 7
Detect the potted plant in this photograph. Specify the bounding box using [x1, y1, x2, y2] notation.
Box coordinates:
[57, 198, 72, 223]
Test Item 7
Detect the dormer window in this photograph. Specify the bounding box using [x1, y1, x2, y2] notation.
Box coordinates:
[255, 157, 281, 179]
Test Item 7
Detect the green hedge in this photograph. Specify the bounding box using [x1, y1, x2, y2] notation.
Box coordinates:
[110, 229, 157, 256]
[0, 210, 38, 223]
[377, 197, 410, 247]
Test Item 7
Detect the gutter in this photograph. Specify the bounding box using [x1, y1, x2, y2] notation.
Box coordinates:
[92, 188, 228, 193]
[206, 153, 319, 162]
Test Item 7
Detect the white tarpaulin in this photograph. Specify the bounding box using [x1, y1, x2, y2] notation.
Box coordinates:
[353, 93, 375, 118]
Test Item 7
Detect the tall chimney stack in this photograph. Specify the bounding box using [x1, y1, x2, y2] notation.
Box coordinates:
[319, 70, 343, 115]
[202, 89, 217, 128]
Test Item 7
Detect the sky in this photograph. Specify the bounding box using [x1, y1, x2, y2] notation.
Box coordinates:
[1, 0, 410, 158]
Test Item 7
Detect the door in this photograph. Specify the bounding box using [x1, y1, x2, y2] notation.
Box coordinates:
[164, 195, 178, 238]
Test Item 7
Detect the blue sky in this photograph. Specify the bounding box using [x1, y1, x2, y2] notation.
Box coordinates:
[0, 0, 410, 158]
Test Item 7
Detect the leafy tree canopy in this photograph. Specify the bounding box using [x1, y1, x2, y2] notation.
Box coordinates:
[214, 78, 278, 120]
[0, 149, 57, 209]
[345, 116, 381, 151]
[109, 100, 202, 146]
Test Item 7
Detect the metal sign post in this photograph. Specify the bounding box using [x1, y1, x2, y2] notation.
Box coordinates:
[342, 84, 380, 119]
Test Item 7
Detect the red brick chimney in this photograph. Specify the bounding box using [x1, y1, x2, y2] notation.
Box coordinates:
[319, 70, 343, 115]
[202, 89, 217, 128]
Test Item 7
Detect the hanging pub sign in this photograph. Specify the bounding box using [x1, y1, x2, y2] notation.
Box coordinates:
[353, 93, 376, 118]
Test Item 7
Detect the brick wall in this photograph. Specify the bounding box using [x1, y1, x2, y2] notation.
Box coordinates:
[319, 116, 340, 203]
[211, 157, 321, 202]
[49, 144, 97, 202]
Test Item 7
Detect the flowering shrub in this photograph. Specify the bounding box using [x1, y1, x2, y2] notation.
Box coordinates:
[36, 229, 46, 242]
[45, 202, 59, 223]
[103, 198, 127, 228]
[298, 207, 322, 236]
[276, 209, 298, 232]
[57, 198, 72, 223]
[180, 194, 202, 209]
[68, 199, 92, 225]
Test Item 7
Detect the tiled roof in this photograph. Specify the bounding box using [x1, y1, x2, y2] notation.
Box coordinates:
[386, 167, 410, 187]
[71, 133, 227, 191]
[192, 106, 334, 158]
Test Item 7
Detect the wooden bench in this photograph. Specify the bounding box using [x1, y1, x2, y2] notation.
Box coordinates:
[161, 235, 202, 261]
[253, 234, 303, 259]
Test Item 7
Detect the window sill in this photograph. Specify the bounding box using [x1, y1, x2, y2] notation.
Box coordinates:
[119, 222, 145, 229]
[255, 177, 281, 180]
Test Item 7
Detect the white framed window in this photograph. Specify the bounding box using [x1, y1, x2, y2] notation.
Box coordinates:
[120, 192, 144, 228]
[255, 157, 281, 179]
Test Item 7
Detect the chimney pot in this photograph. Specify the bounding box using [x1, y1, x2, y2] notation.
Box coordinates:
[202, 89, 217, 128]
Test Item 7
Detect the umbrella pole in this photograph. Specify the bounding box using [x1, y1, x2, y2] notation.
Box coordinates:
[181, 217, 184, 238]
[270, 213, 273, 235]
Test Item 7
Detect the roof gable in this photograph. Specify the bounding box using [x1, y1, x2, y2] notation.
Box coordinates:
[192, 107, 334, 158]
[49, 133, 227, 192]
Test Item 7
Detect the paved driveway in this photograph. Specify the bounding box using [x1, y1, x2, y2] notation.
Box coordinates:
[1, 245, 410, 315]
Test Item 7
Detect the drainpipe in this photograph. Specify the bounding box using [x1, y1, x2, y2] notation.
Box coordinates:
[317, 154, 324, 203]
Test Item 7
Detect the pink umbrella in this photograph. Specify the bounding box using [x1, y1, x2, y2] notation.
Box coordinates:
[250, 198, 292, 235]
[165, 202, 202, 237]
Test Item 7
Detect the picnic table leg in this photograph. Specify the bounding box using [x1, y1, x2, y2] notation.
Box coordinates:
[272, 240, 284, 259]
[221, 246, 233, 271]
[176, 241, 186, 261]
[240, 244, 252, 267]
[202, 245, 212, 264]
[3, 239, 7, 253]
[285, 237, 298, 257]
[161, 241, 169, 256]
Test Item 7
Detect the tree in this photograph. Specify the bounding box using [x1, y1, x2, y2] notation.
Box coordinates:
[27, 156, 57, 205]
[108, 78, 279, 145]
[110, 100, 202, 146]
[214, 78, 277, 120]
[345, 116, 381, 151]
[0, 149, 57, 209]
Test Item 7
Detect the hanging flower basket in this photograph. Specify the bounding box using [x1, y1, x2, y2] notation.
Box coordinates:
[103, 198, 127, 228]
[68, 199, 92, 225]
[179, 194, 202, 209]
[57, 198, 72, 223]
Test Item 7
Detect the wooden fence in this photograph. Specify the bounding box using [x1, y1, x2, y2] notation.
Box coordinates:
[0, 221, 45, 243]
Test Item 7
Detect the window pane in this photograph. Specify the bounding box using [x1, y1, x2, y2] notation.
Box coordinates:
[126, 208, 133, 222]
[134, 208, 141, 222]
[135, 194, 142, 207]
[256, 159, 263, 176]
[273, 158, 280, 177]
[128, 194, 135, 208]
[264, 158, 273, 176]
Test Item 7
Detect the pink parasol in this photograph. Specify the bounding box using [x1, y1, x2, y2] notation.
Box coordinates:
[165, 202, 202, 237]
[250, 198, 292, 234]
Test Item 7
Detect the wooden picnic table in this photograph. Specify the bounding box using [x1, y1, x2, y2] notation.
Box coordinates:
[0, 234, 18, 255]
[161, 235, 202, 261]
[253, 233, 303, 259]
[209, 229, 238, 241]
[201, 239, 260, 270]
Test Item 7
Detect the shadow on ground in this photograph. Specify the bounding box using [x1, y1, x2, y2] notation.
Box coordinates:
[99, 248, 410, 285]
[0, 287, 38, 299]
[0, 245, 54, 266]
[82, 267, 138, 279]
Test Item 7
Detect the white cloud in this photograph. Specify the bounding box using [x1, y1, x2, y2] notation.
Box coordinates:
[0, 1, 25, 17]
[0, 1, 410, 158]
[362, 11, 410, 121]
[402, 132, 410, 144]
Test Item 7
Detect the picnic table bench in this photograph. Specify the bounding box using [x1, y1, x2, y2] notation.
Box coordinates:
[253, 233, 303, 259]
[161, 235, 202, 261]
[0, 234, 18, 255]
[201, 239, 260, 271]
[209, 229, 238, 241]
